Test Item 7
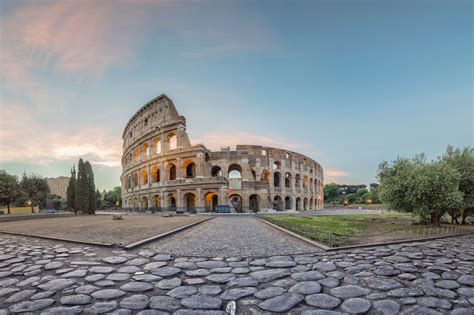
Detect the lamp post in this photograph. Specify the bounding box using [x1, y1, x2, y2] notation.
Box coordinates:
[27, 200, 33, 213]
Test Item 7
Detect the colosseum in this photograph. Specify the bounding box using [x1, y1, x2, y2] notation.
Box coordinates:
[121, 94, 324, 212]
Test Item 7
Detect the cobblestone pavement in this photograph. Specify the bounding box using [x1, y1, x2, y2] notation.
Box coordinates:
[145, 216, 319, 257]
[0, 232, 473, 314]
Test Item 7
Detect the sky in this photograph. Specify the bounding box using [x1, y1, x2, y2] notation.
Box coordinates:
[0, 0, 472, 191]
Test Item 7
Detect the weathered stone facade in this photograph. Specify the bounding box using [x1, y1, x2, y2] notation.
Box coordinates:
[46, 176, 70, 200]
[121, 95, 323, 212]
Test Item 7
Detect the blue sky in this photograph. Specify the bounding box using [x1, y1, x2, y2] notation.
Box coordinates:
[0, 0, 472, 191]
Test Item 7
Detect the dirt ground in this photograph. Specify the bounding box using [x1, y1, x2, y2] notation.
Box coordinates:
[0, 215, 208, 246]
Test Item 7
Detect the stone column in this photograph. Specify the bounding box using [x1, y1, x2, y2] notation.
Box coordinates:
[176, 189, 182, 210]
[196, 188, 202, 212]
[219, 187, 227, 206]
[176, 158, 182, 180]
[147, 165, 151, 187]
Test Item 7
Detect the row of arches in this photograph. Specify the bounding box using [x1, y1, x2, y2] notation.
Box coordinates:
[124, 133, 178, 166]
[272, 195, 318, 211]
[125, 161, 197, 189]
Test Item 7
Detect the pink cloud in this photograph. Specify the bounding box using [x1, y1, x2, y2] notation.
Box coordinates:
[325, 169, 350, 177]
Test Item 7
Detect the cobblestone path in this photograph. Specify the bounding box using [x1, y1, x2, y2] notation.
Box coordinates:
[145, 216, 319, 257]
[0, 233, 473, 314]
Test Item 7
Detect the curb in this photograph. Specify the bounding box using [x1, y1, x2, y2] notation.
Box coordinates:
[122, 216, 215, 250]
[0, 230, 114, 248]
[257, 218, 331, 250]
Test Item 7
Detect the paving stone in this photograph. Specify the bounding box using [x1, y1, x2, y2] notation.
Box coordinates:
[289, 281, 321, 294]
[38, 278, 76, 292]
[231, 267, 250, 274]
[39, 306, 83, 314]
[174, 262, 197, 269]
[401, 306, 443, 315]
[125, 258, 149, 266]
[61, 269, 88, 278]
[95, 280, 116, 287]
[5, 289, 36, 303]
[44, 262, 64, 270]
[300, 310, 345, 315]
[185, 269, 210, 277]
[9, 299, 54, 313]
[364, 276, 404, 291]
[91, 289, 126, 300]
[450, 308, 474, 315]
[330, 285, 370, 298]
[149, 295, 181, 311]
[143, 262, 168, 271]
[156, 277, 181, 289]
[174, 310, 226, 315]
[181, 295, 223, 309]
[305, 293, 341, 309]
[184, 278, 205, 285]
[102, 256, 128, 264]
[106, 273, 131, 281]
[117, 266, 141, 273]
[265, 260, 297, 268]
[84, 301, 118, 313]
[167, 286, 198, 298]
[387, 287, 425, 297]
[196, 260, 228, 268]
[312, 262, 337, 272]
[198, 286, 222, 296]
[152, 266, 181, 277]
[318, 277, 340, 288]
[75, 284, 98, 294]
[418, 297, 452, 309]
[31, 291, 55, 300]
[86, 274, 105, 282]
[374, 266, 401, 276]
[291, 270, 325, 281]
[228, 276, 259, 287]
[205, 273, 236, 283]
[373, 299, 401, 315]
[120, 281, 153, 292]
[133, 274, 161, 282]
[60, 294, 92, 305]
[254, 286, 286, 299]
[258, 292, 304, 312]
[152, 254, 172, 261]
[220, 287, 257, 300]
[458, 275, 474, 287]
[119, 294, 149, 310]
[341, 298, 372, 314]
[435, 279, 460, 289]
[90, 266, 115, 273]
[250, 268, 290, 282]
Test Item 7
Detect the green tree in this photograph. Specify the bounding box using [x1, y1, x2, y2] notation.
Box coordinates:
[378, 156, 462, 226]
[324, 183, 340, 203]
[20, 173, 50, 213]
[95, 189, 102, 210]
[66, 166, 76, 214]
[84, 161, 96, 214]
[0, 170, 21, 214]
[356, 188, 369, 203]
[104, 186, 122, 208]
[75, 159, 89, 213]
[441, 146, 474, 224]
[369, 183, 380, 203]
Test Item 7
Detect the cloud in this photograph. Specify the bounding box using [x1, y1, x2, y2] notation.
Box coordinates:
[0, 103, 122, 167]
[325, 169, 350, 177]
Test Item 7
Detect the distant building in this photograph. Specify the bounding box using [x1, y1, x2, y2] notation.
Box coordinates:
[46, 176, 70, 200]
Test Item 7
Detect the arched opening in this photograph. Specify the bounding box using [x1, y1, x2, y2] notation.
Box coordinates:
[134, 147, 140, 162]
[133, 197, 139, 210]
[303, 176, 309, 188]
[141, 196, 148, 210]
[183, 161, 196, 178]
[133, 173, 138, 187]
[309, 198, 313, 210]
[272, 161, 281, 170]
[261, 169, 270, 182]
[168, 134, 177, 150]
[296, 197, 301, 211]
[127, 198, 132, 210]
[295, 174, 301, 188]
[142, 143, 149, 158]
[273, 172, 281, 187]
[273, 195, 283, 211]
[153, 195, 161, 210]
[153, 138, 162, 154]
[303, 197, 308, 210]
[285, 196, 292, 210]
[251, 169, 257, 180]
[167, 194, 176, 210]
[168, 164, 177, 180]
[229, 194, 242, 213]
[211, 166, 222, 177]
[126, 176, 131, 189]
[285, 173, 291, 188]
[249, 194, 260, 212]
[151, 166, 160, 183]
[141, 169, 148, 185]
[310, 178, 314, 192]
[205, 192, 218, 212]
[228, 164, 242, 179]
[183, 193, 196, 212]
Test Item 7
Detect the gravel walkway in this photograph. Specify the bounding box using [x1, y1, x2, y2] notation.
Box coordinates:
[144, 216, 320, 257]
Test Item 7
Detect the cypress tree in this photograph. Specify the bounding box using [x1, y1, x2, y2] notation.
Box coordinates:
[75, 158, 89, 214]
[66, 166, 76, 214]
[84, 161, 96, 214]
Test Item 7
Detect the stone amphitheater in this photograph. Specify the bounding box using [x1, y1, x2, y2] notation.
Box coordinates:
[121, 95, 324, 212]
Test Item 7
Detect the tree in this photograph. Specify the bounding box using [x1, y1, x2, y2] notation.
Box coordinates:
[324, 183, 340, 203]
[0, 170, 21, 214]
[84, 161, 96, 214]
[356, 188, 369, 203]
[66, 166, 76, 214]
[440, 146, 474, 224]
[378, 155, 462, 226]
[20, 173, 50, 213]
[104, 186, 122, 208]
[369, 183, 380, 203]
[75, 159, 89, 213]
[95, 189, 102, 210]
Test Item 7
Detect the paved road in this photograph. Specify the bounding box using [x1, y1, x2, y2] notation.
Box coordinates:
[144, 216, 320, 257]
[0, 233, 473, 314]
